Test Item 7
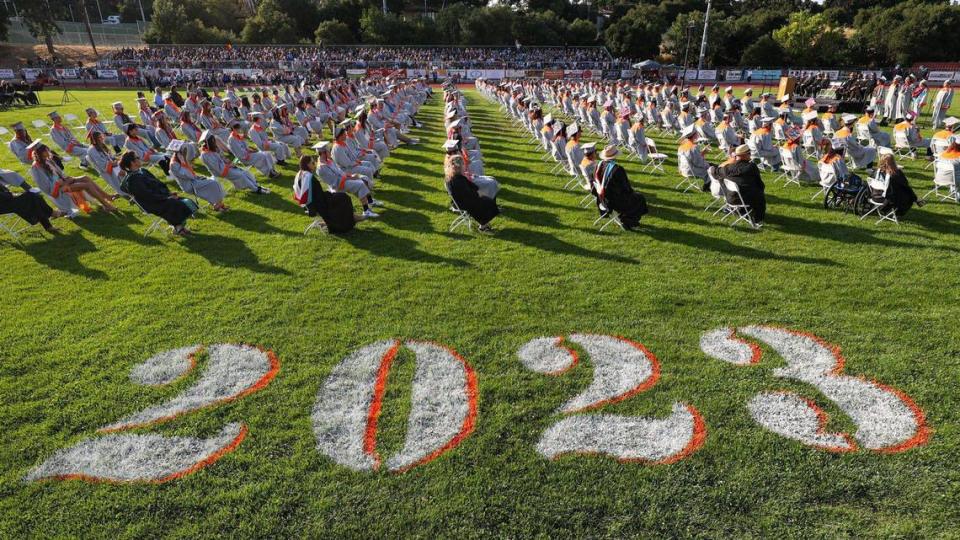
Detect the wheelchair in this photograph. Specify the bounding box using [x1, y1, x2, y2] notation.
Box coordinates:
[824, 174, 871, 216]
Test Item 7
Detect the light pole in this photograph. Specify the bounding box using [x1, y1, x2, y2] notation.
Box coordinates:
[137, 0, 146, 22]
[681, 21, 694, 89]
[697, 0, 712, 72]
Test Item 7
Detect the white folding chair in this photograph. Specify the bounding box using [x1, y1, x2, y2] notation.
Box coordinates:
[812, 162, 838, 201]
[927, 138, 951, 170]
[446, 189, 476, 233]
[855, 123, 875, 147]
[675, 168, 701, 193]
[0, 127, 8, 137]
[63, 113, 85, 132]
[129, 196, 168, 237]
[923, 160, 959, 203]
[859, 172, 899, 225]
[0, 214, 41, 245]
[721, 179, 761, 229]
[303, 214, 328, 235]
[642, 138, 667, 174]
[777, 147, 803, 187]
[592, 204, 623, 232]
[893, 130, 915, 160]
[703, 170, 727, 215]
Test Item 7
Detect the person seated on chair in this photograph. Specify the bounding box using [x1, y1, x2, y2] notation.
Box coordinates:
[579, 142, 598, 191]
[818, 138, 860, 185]
[717, 112, 740, 155]
[228, 122, 280, 178]
[85, 107, 125, 150]
[119, 151, 198, 237]
[859, 107, 890, 147]
[713, 144, 766, 224]
[443, 139, 498, 199]
[9, 122, 64, 169]
[30, 142, 118, 214]
[313, 141, 380, 219]
[199, 131, 270, 194]
[594, 146, 648, 230]
[874, 151, 921, 215]
[167, 140, 228, 213]
[837, 114, 877, 171]
[293, 154, 363, 234]
[678, 124, 711, 191]
[47, 111, 90, 168]
[750, 117, 782, 171]
[782, 128, 820, 183]
[893, 114, 931, 157]
[124, 123, 170, 175]
[86, 131, 128, 197]
[248, 112, 291, 165]
[445, 155, 498, 233]
[1, 168, 62, 234]
[153, 111, 198, 161]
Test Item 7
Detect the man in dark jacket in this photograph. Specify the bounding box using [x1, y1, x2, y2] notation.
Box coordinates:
[715, 144, 766, 224]
[119, 151, 197, 236]
[594, 146, 648, 230]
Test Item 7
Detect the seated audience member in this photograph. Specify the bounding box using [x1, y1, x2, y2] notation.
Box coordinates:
[714, 144, 766, 224]
[167, 140, 228, 212]
[443, 139, 498, 199]
[873, 152, 921, 216]
[125, 123, 170, 174]
[120, 151, 198, 236]
[678, 124, 711, 191]
[86, 131, 128, 197]
[593, 146, 648, 230]
[445, 155, 499, 232]
[30, 142, 118, 214]
[837, 114, 877, 170]
[0, 169, 62, 233]
[199, 131, 271, 194]
[47, 111, 90, 168]
[228, 122, 280, 178]
[293, 155, 363, 234]
[312, 141, 380, 218]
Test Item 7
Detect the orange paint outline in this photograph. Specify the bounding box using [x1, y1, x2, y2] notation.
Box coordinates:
[363, 340, 401, 470]
[40, 424, 249, 485]
[98, 344, 281, 434]
[729, 328, 763, 365]
[391, 340, 479, 474]
[569, 335, 661, 414]
[755, 326, 930, 453]
[543, 336, 579, 376]
[766, 390, 857, 453]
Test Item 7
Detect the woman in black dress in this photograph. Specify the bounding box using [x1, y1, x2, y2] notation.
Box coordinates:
[293, 155, 362, 234]
[875, 153, 921, 216]
[445, 155, 499, 232]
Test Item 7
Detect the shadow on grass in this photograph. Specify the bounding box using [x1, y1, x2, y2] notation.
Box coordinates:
[495, 227, 638, 264]
[218, 208, 298, 237]
[22, 230, 108, 279]
[343, 227, 471, 268]
[180, 234, 291, 275]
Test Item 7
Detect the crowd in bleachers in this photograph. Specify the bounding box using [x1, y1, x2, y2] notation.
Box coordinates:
[101, 46, 622, 70]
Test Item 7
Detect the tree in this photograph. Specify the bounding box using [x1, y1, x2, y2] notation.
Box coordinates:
[739, 34, 784, 67]
[566, 19, 597, 47]
[853, 1, 960, 66]
[460, 6, 515, 46]
[20, 0, 68, 56]
[242, 0, 297, 44]
[316, 0, 366, 41]
[661, 10, 732, 66]
[603, 4, 666, 59]
[315, 20, 356, 45]
[512, 10, 565, 46]
[359, 9, 417, 44]
[0, 5, 9, 43]
[435, 3, 471, 45]
[772, 11, 846, 66]
[276, 0, 321, 42]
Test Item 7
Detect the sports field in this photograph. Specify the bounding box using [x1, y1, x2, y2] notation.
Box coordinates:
[2, 88, 959, 537]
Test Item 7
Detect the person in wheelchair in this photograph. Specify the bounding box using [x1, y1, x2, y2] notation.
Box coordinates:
[445, 155, 499, 233]
[871, 151, 921, 216]
[819, 138, 867, 210]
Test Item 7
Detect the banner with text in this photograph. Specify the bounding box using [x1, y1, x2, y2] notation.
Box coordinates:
[55, 68, 79, 79]
[22, 68, 43, 81]
[0, 68, 16, 79]
[697, 69, 718, 80]
[928, 70, 955, 82]
[725, 70, 743, 81]
[544, 70, 564, 80]
[96, 69, 119, 79]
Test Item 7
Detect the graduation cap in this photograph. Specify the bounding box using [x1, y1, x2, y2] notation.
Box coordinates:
[780, 94, 790, 102]
[354, 105, 366, 115]
[112, 101, 124, 109]
[200, 129, 214, 142]
[446, 110, 458, 119]
[725, 86, 733, 93]
[802, 111, 818, 122]
[582, 142, 597, 153]
[944, 117, 959, 128]
[442, 139, 460, 152]
[602, 99, 613, 108]
[841, 114, 857, 124]
[566, 123, 579, 137]
[761, 116, 776, 124]
[48, 111, 61, 120]
[11, 122, 25, 131]
[744, 87, 753, 94]
[878, 146, 894, 156]
[865, 106, 875, 113]
[681, 124, 697, 138]
[312, 141, 331, 152]
[125, 122, 139, 133]
[85, 107, 97, 116]
[166, 140, 185, 152]
[830, 137, 845, 150]
[151, 110, 164, 120]
[162, 92, 172, 100]
[449, 118, 463, 129]
[26, 140, 44, 152]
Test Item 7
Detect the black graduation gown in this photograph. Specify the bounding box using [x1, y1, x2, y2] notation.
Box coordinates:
[880, 169, 918, 217]
[447, 174, 499, 225]
[717, 160, 766, 222]
[598, 162, 648, 228]
[122, 168, 194, 226]
[0, 184, 53, 225]
[306, 177, 355, 234]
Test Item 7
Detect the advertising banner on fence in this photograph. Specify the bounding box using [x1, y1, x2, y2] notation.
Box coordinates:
[620, 69, 636, 79]
[449, 69, 466, 79]
[566, 69, 583, 79]
[222, 68, 264, 78]
[55, 68, 78, 79]
[544, 70, 564, 80]
[602, 70, 620, 80]
[525, 70, 544, 79]
[96, 69, 119, 79]
[929, 70, 955, 82]
[120, 67, 138, 78]
[505, 69, 526, 79]
[697, 69, 717, 80]
[683, 69, 698, 81]
[407, 69, 428, 78]
[725, 70, 743, 81]
[22, 69, 42, 81]
[346, 69, 366, 79]
[365, 68, 407, 78]
[749, 69, 782, 81]
[860, 70, 882, 79]
[0, 68, 16, 79]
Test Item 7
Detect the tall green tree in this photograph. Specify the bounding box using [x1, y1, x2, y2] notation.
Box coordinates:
[460, 6, 515, 46]
[241, 0, 296, 44]
[315, 20, 356, 45]
[0, 5, 9, 42]
[772, 11, 847, 66]
[359, 8, 417, 44]
[661, 10, 731, 66]
[435, 3, 471, 45]
[739, 34, 784, 67]
[603, 4, 666, 59]
[566, 18, 597, 47]
[20, 0, 68, 55]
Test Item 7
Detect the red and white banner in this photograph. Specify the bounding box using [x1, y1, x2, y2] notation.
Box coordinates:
[544, 70, 564, 80]
[365, 68, 407, 78]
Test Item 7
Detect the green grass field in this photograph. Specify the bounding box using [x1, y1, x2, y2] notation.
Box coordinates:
[1, 88, 960, 538]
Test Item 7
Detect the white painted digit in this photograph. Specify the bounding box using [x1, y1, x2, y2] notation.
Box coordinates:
[27, 344, 279, 483]
[519, 334, 706, 464]
[313, 340, 477, 473]
[701, 326, 929, 453]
